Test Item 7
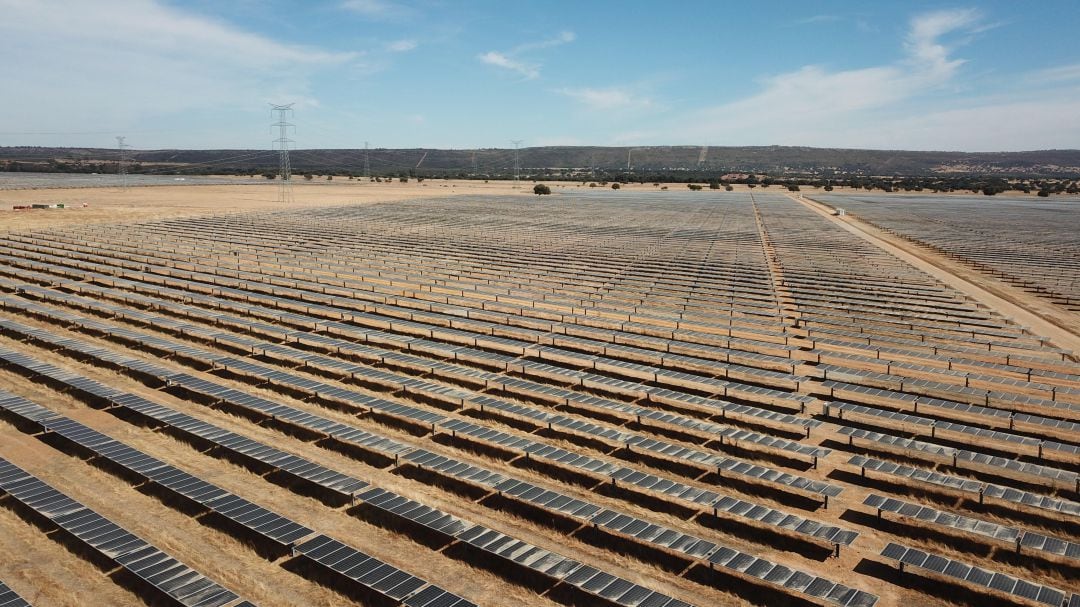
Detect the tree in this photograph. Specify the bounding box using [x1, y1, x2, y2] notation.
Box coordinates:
[1037, 189, 1050, 197]
[304, 173, 314, 181]
[724, 184, 734, 191]
[787, 184, 800, 192]
[263, 173, 277, 180]
[533, 184, 551, 195]
[708, 179, 720, 190]
[824, 184, 834, 191]
[688, 184, 703, 191]
[611, 183, 620, 189]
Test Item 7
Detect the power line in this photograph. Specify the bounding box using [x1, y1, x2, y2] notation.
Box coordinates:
[270, 103, 295, 204]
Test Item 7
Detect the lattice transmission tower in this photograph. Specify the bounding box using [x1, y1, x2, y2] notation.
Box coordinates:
[115, 136, 129, 189]
[511, 140, 523, 187]
[270, 103, 295, 204]
[363, 141, 370, 181]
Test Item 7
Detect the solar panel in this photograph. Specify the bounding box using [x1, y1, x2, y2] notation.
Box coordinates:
[6, 198, 1078, 607]
[1019, 532, 1080, 562]
[402, 585, 478, 607]
[2, 311, 859, 561]
[0, 579, 31, 607]
[2, 306, 851, 574]
[880, 543, 1067, 606]
[0, 387, 316, 551]
[841, 429, 1078, 489]
[849, 455, 1080, 517]
[0, 457, 243, 607]
[291, 535, 427, 601]
[705, 544, 877, 607]
[863, 494, 1023, 545]
[713, 496, 858, 546]
[0, 315, 426, 468]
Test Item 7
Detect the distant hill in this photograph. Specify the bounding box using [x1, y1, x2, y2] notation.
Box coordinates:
[3, 145, 1080, 177]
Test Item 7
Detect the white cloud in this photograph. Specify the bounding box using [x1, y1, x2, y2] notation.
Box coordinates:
[2, 0, 354, 68]
[479, 30, 575, 80]
[513, 31, 576, 53]
[558, 87, 652, 111]
[659, 8, 1014, 148]
[1030, 63, 1080, 84]
[341, 0, 414, 20]
[602, 7, 1078, 150]
[853, 94, 1080, 151]
[478, 51, 539, 80]
[903, 8, 979, 79]
[386, 39, 418, 52]
[0, 0, 355, 145]
[793, 14, 842, 25]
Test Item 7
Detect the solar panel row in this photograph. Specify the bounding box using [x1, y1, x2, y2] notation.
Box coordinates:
[2, 207, 1062, 382]
[0, 457, 244, 607]
[879, 542, 1073, 607]
[705, 545, 877, 607]
[863, 494, 1079, 561]
[3, 293, 848, 514]
[0, 319, 872, 604]
[357, 487, 693, 607]
[822, 379, 1079, 438]
[848, 455, 1080, 517]
[0, 388, 479, 607]
[5, 285, 840, 506]
[839, 426, 1078, 490]
[0, 192, 1075, 607]
[44, 272, 825, 455]
[0, 387, 316, 550]
[0, 248, 826, 418]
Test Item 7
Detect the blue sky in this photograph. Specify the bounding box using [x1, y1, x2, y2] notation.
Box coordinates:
[2, 0, 1079, 151]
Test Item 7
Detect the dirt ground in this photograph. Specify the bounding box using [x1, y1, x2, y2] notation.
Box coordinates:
[0, 179, 527, 230]
[0, 178, 758, 231]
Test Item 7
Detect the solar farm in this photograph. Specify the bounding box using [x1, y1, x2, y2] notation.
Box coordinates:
[0, 188, 1077, 607]
[815, 195, 1080, 312]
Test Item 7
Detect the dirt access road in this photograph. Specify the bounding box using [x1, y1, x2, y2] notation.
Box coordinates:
[790, 193, 1080, 358]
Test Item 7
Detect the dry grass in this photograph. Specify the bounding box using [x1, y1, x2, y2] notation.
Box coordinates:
[0, 473, 144, 607]
[0, 178, 684, 232]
